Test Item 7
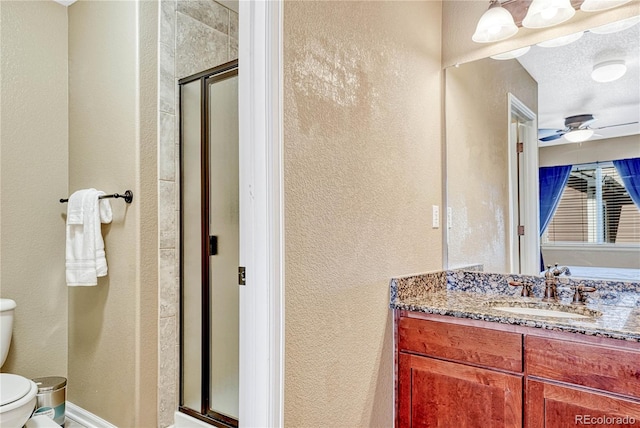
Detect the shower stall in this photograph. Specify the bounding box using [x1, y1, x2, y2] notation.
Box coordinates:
[179, 60, 239, 427]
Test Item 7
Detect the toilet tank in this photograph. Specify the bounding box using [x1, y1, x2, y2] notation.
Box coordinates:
[0, 298, 16, 368]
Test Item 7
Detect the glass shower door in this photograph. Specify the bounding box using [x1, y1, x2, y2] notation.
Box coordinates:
[207, 71, 239, 421]
[179, 61, 239, 427]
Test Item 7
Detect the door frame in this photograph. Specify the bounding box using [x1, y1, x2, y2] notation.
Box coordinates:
[508, 93, 539, 275]
[238, 1, 284, 427]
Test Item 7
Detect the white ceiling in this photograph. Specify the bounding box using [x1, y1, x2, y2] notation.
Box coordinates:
[516, 19, 640, 146]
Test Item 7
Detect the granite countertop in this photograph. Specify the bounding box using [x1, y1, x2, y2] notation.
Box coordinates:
[390, 270, 640, 342]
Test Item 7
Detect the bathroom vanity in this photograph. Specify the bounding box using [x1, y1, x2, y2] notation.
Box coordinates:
[391, 271, 640, 427]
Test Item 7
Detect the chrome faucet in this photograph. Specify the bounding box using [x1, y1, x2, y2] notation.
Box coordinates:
[542, 264, 571, 302]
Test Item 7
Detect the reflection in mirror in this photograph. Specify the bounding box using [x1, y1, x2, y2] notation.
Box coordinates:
[445, 16, 640, 281]
[445, 55, 538, 274]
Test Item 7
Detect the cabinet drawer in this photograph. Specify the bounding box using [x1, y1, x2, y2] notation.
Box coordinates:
[526, 336, 640, 399]
[398, 317, 523, 372]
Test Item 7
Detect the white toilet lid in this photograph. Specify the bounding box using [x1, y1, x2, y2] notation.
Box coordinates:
[0, 373, 31, 406]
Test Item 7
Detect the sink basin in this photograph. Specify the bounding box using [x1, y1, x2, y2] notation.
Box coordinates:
[483, 301, 601, 319]
[492, 306, 591, 319]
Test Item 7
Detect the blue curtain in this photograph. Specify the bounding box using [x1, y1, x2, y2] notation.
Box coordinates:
[539, 165, 572, 271]
[613, 157, 640, 209]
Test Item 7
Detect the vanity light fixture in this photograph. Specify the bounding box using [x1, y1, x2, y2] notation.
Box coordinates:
[592, 59, 627, 82]
[580, 0, 632, 12]
[522, 0, 575, 28]
[589, 15, 640, 34]
[472, 0, 519, 43]
[564, 129, 594, 142]
[490, 46, 531, 60]
[537, 31, 584, 47]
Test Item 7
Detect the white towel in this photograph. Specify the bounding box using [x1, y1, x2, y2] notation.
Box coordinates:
[66, 190, 84, 225]
[65, 189, 113, 286]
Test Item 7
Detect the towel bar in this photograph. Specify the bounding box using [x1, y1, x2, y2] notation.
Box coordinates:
[60, 190, 133, 204]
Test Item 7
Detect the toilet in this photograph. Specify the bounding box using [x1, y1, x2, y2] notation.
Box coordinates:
[0, 298, 38, 427]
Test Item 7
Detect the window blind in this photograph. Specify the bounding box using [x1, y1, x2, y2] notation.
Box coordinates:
[544, 162, 640, 245]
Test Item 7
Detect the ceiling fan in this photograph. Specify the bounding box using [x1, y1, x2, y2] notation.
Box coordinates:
[538, 114, 639, 143]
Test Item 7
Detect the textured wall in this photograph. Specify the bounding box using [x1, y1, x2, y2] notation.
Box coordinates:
[0, 0, 68, 379]
[446, 58, 537, 273]
[283, 2, 442, 426]
[68, 1, 158, 426]
[539, 135, 640, 167]
[542, 246, 640, 269]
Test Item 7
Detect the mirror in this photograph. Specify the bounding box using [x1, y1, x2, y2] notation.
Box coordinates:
[445, 16, 640, 281]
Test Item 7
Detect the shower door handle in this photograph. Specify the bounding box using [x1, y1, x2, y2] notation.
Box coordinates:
[209, 235, 218, 255]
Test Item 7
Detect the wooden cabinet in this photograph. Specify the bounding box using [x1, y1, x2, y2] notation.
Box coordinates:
[398, 317, 522, 372]
[525, 336, 640, 427]
[525, 336, 640, 398]
[396, 314, 523, 427]
[526, 379, 640, 428]
[395, 311, 640, 428]
[398, 353, 522, 428]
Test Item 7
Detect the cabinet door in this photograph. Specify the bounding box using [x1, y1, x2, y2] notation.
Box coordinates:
[398, 353, 522, 428]
[526, 379, 640, 428]
[526, 336, 640, 399]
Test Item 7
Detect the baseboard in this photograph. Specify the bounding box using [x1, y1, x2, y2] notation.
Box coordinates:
[65, 402, 116, 428]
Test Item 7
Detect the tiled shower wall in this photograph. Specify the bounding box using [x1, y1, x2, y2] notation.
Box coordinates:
[158, 1, 238, 426]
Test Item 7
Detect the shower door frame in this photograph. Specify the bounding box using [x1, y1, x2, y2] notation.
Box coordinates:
[178, 60, 239, 428]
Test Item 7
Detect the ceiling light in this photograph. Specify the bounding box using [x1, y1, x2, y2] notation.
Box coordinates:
[580, 0, 632, 12]
[591, 60, 627, 82]
[564, 129, 594, 142]
[472, 1, 519, 43]
[589, 15, 640, 34]
[537, 31, 584, 48]
[523, 0, 575, 29]
[490, 46, 531, 60]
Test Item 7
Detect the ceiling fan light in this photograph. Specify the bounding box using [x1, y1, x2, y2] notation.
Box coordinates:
[589, 16, 640, 34]
[523, 0, 575, 29]
[591, 60, 627, 82]
[537, 31, 584, 48]
[490, 46, 531, 60]
[472, 1, 519, 43]
[564, 129, 594, 142]
[580, 0, 632, 12]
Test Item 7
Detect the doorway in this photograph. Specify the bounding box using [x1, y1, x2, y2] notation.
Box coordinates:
[179, 60, 239, 427]
[508, 93, 539, 275]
